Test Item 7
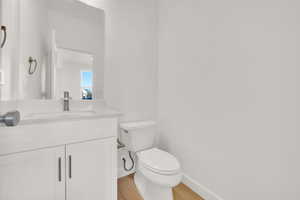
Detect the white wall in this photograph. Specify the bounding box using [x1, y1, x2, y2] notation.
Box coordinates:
[79, 0, 158, 121]
[104, 0, 158, 121]
[158, 0, 300, 200]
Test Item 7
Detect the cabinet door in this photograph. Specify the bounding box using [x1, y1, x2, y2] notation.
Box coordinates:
[66, 138, 117, 200]
[0, 146, 65, 200]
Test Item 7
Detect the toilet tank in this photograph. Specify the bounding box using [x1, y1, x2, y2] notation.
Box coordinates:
[120, 121, 156, 152]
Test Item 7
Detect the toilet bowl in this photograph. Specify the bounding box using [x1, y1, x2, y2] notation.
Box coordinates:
[134, 148, 182, 200]
[120, 121, 182, 200]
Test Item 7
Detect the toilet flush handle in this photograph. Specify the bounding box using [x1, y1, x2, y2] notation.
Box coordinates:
[121, 128, 129, 133]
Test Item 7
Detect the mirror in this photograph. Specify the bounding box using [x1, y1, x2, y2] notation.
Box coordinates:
[0, 0, 104, 100]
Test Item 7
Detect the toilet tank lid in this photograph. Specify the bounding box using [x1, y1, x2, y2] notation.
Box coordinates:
[120, 121, 156, 131]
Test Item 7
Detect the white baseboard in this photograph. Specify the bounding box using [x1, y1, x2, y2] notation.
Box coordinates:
[182, 174, 224, 200]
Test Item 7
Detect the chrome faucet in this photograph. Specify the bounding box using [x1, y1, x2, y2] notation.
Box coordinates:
[63, 91, 71, 111]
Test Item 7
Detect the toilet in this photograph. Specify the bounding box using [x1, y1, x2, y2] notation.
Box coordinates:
[120, 121, 182, 200]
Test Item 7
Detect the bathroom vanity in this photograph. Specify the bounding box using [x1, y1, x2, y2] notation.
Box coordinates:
[0, 111, 119, 200]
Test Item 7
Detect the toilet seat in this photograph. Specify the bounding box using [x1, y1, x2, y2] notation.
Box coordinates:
[137, 148, 181, 175]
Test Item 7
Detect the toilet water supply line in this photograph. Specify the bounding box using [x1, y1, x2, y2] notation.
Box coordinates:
[123, 151, 135, 171]
[117, 139, 135, 171]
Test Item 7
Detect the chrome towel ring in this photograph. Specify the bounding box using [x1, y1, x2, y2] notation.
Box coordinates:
[1, 25, 7, 48]
[28, 56, 38, 75]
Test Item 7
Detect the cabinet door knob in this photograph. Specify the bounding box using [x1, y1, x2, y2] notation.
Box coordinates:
[68, 155, 72, 179]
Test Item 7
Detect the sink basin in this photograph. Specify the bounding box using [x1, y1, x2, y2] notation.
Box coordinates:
[24, 110, 97, 120]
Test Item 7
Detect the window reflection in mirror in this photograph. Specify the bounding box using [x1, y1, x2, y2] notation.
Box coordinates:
[55, 48, 94, 100]
[81, 71, 93, 100]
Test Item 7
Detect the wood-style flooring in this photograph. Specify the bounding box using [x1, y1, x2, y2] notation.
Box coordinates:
[118, 175, 204, 200]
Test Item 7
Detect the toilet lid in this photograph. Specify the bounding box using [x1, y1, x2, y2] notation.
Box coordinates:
[138, 148, 180, 174]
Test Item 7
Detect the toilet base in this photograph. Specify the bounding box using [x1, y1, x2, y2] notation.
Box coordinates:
[134, 171, 173, 200]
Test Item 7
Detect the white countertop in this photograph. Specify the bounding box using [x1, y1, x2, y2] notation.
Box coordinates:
[20, 108, 122, 126]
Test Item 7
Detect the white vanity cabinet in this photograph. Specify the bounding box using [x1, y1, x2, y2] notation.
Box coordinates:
[0, 138, 116, 200]
[0, 116, 119, 200]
